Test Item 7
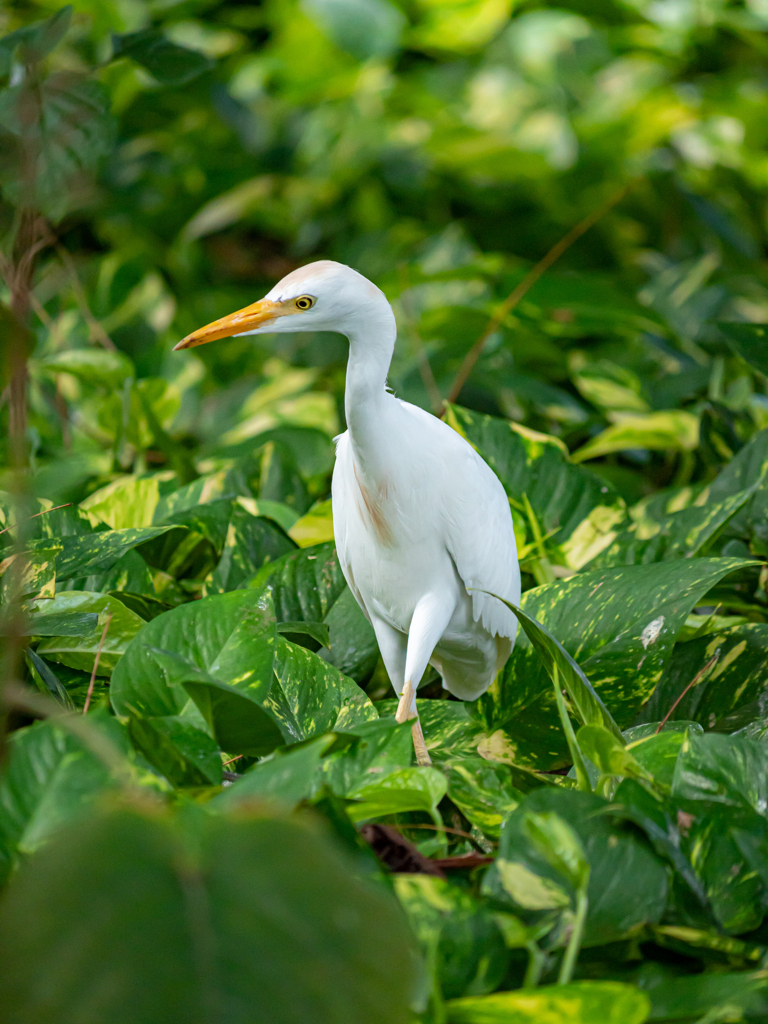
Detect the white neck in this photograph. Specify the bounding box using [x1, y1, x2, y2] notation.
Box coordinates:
[342, 301, 397, 482]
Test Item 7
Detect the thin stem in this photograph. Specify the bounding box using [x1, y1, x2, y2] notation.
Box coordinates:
[558, 888, 588, 984]
[445, 183, 631, 406]
[83, 612, 113, 714]
[552, 666, 593, 793]
[523, 940, 546, 988]
[656, 649, 720, 734]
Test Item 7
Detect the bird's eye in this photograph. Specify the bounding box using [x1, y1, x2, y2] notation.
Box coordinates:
[294, 295, 315, 311]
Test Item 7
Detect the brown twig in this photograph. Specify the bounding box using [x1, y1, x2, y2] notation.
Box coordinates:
[656, 650, 720, 734]
[403, 822, 487, 843]
[222, 754, 243, 767]
[83, 612, 113, 714]
[444, 183, 632, 407]
[56, 243, 116, 351]
[0, 503, 71, 538]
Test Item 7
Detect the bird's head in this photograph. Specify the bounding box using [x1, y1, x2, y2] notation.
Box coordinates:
[173, 260, 392, 350]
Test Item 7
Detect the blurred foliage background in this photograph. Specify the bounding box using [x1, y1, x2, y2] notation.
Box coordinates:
[2, 0, 768, 515]
[4, 0, 768, 503]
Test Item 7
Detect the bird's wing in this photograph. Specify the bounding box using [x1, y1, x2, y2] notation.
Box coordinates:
[442, 437, 521, 640]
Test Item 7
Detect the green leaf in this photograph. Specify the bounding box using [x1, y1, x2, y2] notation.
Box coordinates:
[0, 716, 120, 885]
[288, 498, 335, 547]
[445, 982, 650, 1024]
[587, 484, 758, 567]
[484, 789, 667, 947]
[445, 405, 626, 569]
[346, 766, 448, 823]
[81, 475, 161, 529]
[37, 348, 134, 389]
[641, 624, 768, 732]
[265, 637, 377, 741]
[321, 718, 413, 796]
[0, 73, 116, 221]
[157, 497, 234, 554]
[277, 619, 331, 649]
[577, 725, 654, 785]
[638, 970, 768, 1023]
[34, 591, 146, 675]
[521, 810, 590, 891]
[393, 875, 511, 1000]
[25, 648, 75, 708]
[302, 0, 405, 60]
[111, 588, 277, 718]
[684, 804, 768, 933]
[112, 29, 214, 85]
[126, 715, 222, 787]
[571, 411, 699, 463]
[23, 611, 99, 636]
[672, 730, 768, 816]
[322, 585, 379, 681]
[165, 653, 285, 757]
[476, 559, 755, 759]
[612, 778, 708, 907]
[443, 756, 523, 838]
[718, 322, 768, 376]
[19, 526, 177, 581]
[0, 805, 416, 1024]
[212, 735, 334, 810]
[208, 506, 296, 593]
[478, 593, 622, 740]
[626, 728, 688, 789]
[250, 541, 347, 622]
[0, 6, 72, 75]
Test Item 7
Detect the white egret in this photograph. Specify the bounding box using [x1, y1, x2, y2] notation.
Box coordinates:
[175, 261, 521, 765]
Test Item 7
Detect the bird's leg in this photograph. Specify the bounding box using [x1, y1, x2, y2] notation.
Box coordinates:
[411, 718, 432, 766]
[395, 681, 432, 766]
[395, 679, 415, 724]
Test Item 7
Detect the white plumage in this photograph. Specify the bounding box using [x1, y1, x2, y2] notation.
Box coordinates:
[175, 260, 521, 763]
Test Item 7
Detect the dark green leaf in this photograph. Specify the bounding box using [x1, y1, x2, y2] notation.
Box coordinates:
[638, 969, 768, 1022]
[0, 805, 416, 1024]
[0, 6, 72, 75]
[250, 541, 347, 622]
[111, 588, 277, 718]
[22, 611, 98, 636]
[476, 559, 755, 762]
[640, 624, 768, 732]
[276, 619, 331, 649]
[212, 735, 333, 810]
[264, 637, 377, 741]
[112, 29, 214, 85]
[208, 506, 296, 593]
[127, 715, 222, 787]
[0, 715, 120, 885]
[484, 789, 668, 946]
[394, 875, 510, 1000]
[718, 322, 768, 376]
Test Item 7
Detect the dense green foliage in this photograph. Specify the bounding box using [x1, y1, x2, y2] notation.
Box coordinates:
[2, 0, 768, 1020]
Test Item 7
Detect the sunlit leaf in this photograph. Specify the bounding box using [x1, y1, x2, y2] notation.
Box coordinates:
[445, 982, 649, 1024]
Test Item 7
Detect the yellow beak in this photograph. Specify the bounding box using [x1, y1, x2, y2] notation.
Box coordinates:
[173, 298, 284, 350]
